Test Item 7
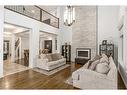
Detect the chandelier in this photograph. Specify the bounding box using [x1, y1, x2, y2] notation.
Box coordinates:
[64, 6, 75, 26]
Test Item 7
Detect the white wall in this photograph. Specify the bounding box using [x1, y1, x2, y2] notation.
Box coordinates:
[118, 6, 127, 88]
[98, 6, 119, 63]
[0, 6, 4, 77]
[61, 26, 72, 45]
[39, 37, 45, 49]
[59, 7, 72, 45]
[4, 9, 59, 68]
[118, 6, 127, 69]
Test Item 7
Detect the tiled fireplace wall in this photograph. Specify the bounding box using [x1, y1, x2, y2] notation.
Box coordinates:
[71, 6, 97, 61]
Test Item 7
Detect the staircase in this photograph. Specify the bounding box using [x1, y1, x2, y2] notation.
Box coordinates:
[15, 38, 20, 50]
[15, 38, 20, 59]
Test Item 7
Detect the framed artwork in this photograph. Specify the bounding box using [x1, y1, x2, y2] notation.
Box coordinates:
[44, 40, 52, 53]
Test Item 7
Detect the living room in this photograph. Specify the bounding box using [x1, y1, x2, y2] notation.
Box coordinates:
[0, 5, 127, 89]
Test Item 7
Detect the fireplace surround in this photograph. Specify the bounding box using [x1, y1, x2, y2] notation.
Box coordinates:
[76, 48, 91, 59]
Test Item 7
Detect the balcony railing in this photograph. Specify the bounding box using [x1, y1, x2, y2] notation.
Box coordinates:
[4, 5, 59, 28]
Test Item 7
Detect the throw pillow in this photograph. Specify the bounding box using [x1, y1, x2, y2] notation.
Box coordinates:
[51, 53, 58, 61]
[57, 53, 62, 59]
[89, 60, 100, 70]
[83, 60, 93, 69]
[87, 60, 93, 68]
[38, 55, 41, 59]
[46, 54, 52, 62]
[100, 57, 109, 64]
[40, 54, 46, 59]
[51, 53, 62, 61]
[95, 62, 110, 74]
[92, 55, 102, 61]
[101, 53, 108, 60]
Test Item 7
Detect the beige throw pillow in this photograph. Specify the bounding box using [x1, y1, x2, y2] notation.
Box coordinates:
[87, 55, 101, 68]
[87, 60, 93, 68]
[46, 54, 52, 62]
[40, 54, 46, 59]
[51, 53, 58, 61]
[100, 57, 109, 64]
[101, 53, 108, 59]
[89, 60, 100, 70]
[96, 62, 110, 74]
[57, 53, 62, 59]
[55, 53, 62, 59]
[52, 53, 62, 61]
[92, 55, 102, 61]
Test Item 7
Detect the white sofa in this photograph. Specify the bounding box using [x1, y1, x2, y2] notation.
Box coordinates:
[72, 56, 117, 89]
[36, 53, 66, 71]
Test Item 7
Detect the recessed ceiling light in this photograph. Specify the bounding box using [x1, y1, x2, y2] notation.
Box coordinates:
[48, 37, 52, 40]
[31, 10, 35, 13]
[4, 24, 15, 29]
[4, 32, 12, 35]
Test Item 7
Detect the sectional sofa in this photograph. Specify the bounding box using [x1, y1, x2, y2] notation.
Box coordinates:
[72, 54, 117, 89]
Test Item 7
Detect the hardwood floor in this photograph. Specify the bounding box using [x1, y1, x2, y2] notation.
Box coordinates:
[0, 63, 126, 89]
[118, 72, 126, 89]
[0, 63, 81, 89]
[4, 57, 29, 76]
[15, 58, 29, 67]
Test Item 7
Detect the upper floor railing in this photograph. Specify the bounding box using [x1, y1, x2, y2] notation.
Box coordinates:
[4, 5, 59, 28]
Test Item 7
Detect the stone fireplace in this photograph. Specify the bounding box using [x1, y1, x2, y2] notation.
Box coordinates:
[71, 6, 97, 61]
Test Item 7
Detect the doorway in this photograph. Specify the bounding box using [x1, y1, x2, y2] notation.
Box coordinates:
[3, 23, 30, 76]
[39, 31, 58, 54]
[15, 30, 30, 67]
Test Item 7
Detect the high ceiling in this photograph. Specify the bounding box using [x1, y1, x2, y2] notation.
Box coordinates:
[39, 31, 57, 39]
[4, 23, 29, 36]
[4, 23, 28, 37]
[4, 6, 60, 37]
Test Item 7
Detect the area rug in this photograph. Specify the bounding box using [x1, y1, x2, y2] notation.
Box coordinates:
[65, 76, 73, 85]
[32, 64, 70, 76]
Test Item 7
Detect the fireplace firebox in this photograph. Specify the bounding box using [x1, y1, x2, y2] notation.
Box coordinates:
[76, 48, 91, 59]
[75, 48, 91, 65]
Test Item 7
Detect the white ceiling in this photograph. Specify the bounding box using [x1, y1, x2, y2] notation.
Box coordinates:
[15, 31, 30, 38]
[39, 31, 57, 39]
[4, 23, 29, 36]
